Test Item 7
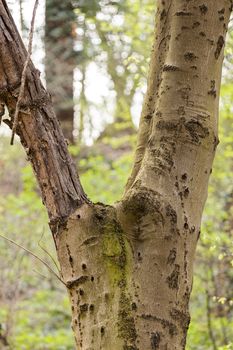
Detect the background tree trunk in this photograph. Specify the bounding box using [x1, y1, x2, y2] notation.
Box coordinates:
[0, 0, 231, 349]
[45, 0, 76, 143]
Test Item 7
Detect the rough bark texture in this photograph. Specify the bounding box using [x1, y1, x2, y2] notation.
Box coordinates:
[0, 0, 232, 349]
[0, 0, 88, 225]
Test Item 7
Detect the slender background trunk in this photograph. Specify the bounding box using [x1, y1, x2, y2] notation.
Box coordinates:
[45, 0, 76, 143]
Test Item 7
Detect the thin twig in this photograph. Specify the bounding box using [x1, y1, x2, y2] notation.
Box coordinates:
[38, 230, 60, 273]
[10, 0, 39, 145]
[0, 233, 66, 286]
[33, 269, 51, 281]
[19, 0, 26, 35]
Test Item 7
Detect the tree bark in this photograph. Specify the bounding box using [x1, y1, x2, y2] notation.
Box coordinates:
[0, 0, 87, 225]
[0, 0, 231, 349]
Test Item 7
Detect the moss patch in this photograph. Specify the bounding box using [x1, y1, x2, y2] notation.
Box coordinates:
[94, 204, 137, 348]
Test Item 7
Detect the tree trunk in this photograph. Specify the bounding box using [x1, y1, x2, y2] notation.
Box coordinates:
[45, 0, 76, 143]
[0, 0, 231, 349]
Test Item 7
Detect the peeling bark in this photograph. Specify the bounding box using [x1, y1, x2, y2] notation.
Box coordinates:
[0, 0, 231, 349]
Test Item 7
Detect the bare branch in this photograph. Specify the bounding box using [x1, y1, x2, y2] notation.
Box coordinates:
[0, 0, 89, 223]
[0, 233, 66, 286]
[38, 231, 60, 273]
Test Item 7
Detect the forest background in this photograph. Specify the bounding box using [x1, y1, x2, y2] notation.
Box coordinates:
[0, 0, 232, 349]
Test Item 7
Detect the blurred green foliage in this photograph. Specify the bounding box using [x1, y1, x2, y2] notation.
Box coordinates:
[0, 139, 74, 349]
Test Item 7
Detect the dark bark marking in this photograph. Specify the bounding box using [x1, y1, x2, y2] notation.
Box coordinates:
[175, 11, 192, 16]
[122, 184, 161, 219]
[79, 289, 84, 296]
[89, 304, 94, 312]
[215, 36, 225, 59]
[80, 303, 89, 313]
[80, 236, 99, 246]
[208, 80, 217, 98]
[145, 114, 153, 121]
[163, 64, 180, 71]
[178, 106, 185, 115]
[155, 111, 162, 118]
[199, 31, 206, 37]
[165, 205, 177, 224]
[218, 8, 225, 14]
[184, 215, 189, 230]
[66, 244, 74, 269]
[100, 326, 105, 335]
[199, 4, 208, 14]
[167, 248, 177, 265]
[118, 309, 137, 347]
[81, 263, 87, 270]
[149, 141, 175, 173]
[170, 308, 191, 334]
[181, 25, 190, 30]
[184, 52, 197, 61]
[160, 9, 166, 20]
[156, 120, 177, 131]
[66, 275, 89, 289]
[190, 226, 195, 233]
[184, 222, 189, 230]
[184, 120, 209, 143]
[213, 135, 219, 150]
[150, 332, 161, 349]
[166, 264, 180, 289]
[179, 191, 184, 201]
[192, 21, 200, 28]
[141, 314, 178, 336]
[207, 38, 214, 45]
[184, 188, 189, 198]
